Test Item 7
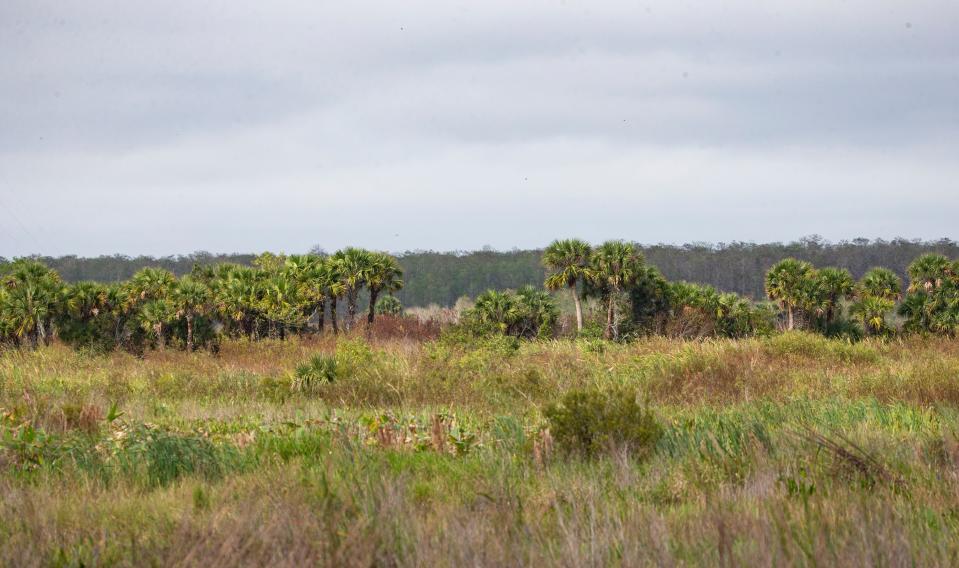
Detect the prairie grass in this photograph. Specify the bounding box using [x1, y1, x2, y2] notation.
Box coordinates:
[3, 332, 959, 565]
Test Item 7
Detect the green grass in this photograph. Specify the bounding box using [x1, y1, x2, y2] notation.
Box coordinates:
[3, 333, 959, 565]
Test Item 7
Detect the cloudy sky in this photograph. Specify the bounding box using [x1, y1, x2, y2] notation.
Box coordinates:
[1, 0, 957, 257]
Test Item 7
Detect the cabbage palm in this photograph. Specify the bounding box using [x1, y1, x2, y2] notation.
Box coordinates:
[365, 252, 404, 329]
[0, 260, 62, 347]
[63, 281, 108, 321]
[589, 241, 645, 340]
[322, 257, 344, 334]
[138, 299, 174, 349]
[859, 268, 902, 302]
[126, 267, 176, 310]
[542, 238, 592, 332]
[765, 258, 815, 331]
[907, 254, 952, 293]
[469, 290, 522, 334]
[260, 275, 302, 339]
[2, 283, 54, 347]
[332, 248, 371, 332]
[214, 266, 263, 339]
[515, 285, 560, 338]
[898, 291, 932, 333]
[284, 255, 327, 332]
[815, 267, 855, 326]
[172, 278, 210, 351]
[850, 296, 895, 336]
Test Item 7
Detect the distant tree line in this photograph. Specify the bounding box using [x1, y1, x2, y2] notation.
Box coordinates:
[3, 237, 958, 307]
[3, 240, 959, 351]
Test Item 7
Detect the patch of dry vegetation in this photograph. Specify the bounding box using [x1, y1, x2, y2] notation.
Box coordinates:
[3, 333, 959, 565]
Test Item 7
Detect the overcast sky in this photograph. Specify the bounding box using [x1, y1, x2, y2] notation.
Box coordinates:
[1, 0, 957, 257]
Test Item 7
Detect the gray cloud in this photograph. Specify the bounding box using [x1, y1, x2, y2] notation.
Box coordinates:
[1, 0, 957, 256]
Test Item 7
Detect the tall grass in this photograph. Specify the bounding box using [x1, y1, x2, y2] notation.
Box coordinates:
[3, 333, 959, 565]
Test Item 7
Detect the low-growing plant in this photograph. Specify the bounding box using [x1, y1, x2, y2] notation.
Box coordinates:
[544, 387, 663, 459]
[294, 353, 338, 392]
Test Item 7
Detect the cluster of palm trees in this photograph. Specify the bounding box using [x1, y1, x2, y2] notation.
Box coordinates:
[0, 249, 403, 351]
[541, 239, 773, 340]
[763, 259, 904, 336]
[762, 254, 959, 337]
[899, 254, 959, 335]
[542, 239, 647, 339]
[4, 243, 957, 350]
[541, 239, 959, 340]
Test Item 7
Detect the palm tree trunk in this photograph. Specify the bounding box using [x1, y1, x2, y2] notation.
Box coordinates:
[330, 297, 339, 335]
[317, 299, 326, 333]
[186, 316, 194, 351]
[571, 287, 583, 332]
[346, 290, 358, 331]
[154, 323, 165, 350]
[367, 289, 379, 327]
[787, 306, 794, 331]
[605, 296, 615, 340]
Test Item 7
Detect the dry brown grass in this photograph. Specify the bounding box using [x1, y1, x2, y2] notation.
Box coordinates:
[4, 334, 959, 565]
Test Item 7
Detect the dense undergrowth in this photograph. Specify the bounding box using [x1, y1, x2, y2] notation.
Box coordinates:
[3, 333, 959, 566]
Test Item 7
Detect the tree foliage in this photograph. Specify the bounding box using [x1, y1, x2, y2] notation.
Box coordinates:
[0, 249, 403, 351]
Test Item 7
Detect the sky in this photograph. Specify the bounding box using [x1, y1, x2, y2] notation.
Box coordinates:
[1, 0, 957, 257]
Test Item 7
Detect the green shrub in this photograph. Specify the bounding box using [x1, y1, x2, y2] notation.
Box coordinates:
[294, 353, 337, 392]
[544, 388, 663, 459]
[375, 295, 403, 316]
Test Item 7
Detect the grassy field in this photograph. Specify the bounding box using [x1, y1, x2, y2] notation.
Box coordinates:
[3, 333, 959, 566]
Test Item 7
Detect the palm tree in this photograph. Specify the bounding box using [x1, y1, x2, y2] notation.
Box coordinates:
[859, 268, 902, 302]
[850, 296, 895, 337]
[172, 278, 210, 351]
[907, 254, 952, 293]
[765, 258, 815, 331]
[322, 257, 344, 335]
[515, 285, 560, 339]
[126, 267, 176, 311]
[138, 299, 174, 349]
[589, 241, 644, 340]
[468, 290, 522, 335]
[258, 275, 295, 339]
[898, 291, 932, 333]
[850, 268, 901, 336]
[63, 281, 108, 322]
[364, 252, 404, 329]
[814, 267, 855, 326]
[1, 282, 55, 347]
[0, 260, 63, 347]
[542, 239, 592, 332]
[215, 265, 263, 339]
[332, 248, 371, 332]
[284, 255, 327, 333]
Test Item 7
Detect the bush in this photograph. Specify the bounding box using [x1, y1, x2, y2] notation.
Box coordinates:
[460, 286, 558, 339]
[294, 354, 337, 392]
[375, 295, 403, 316]
[544, 388, 663, 459]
